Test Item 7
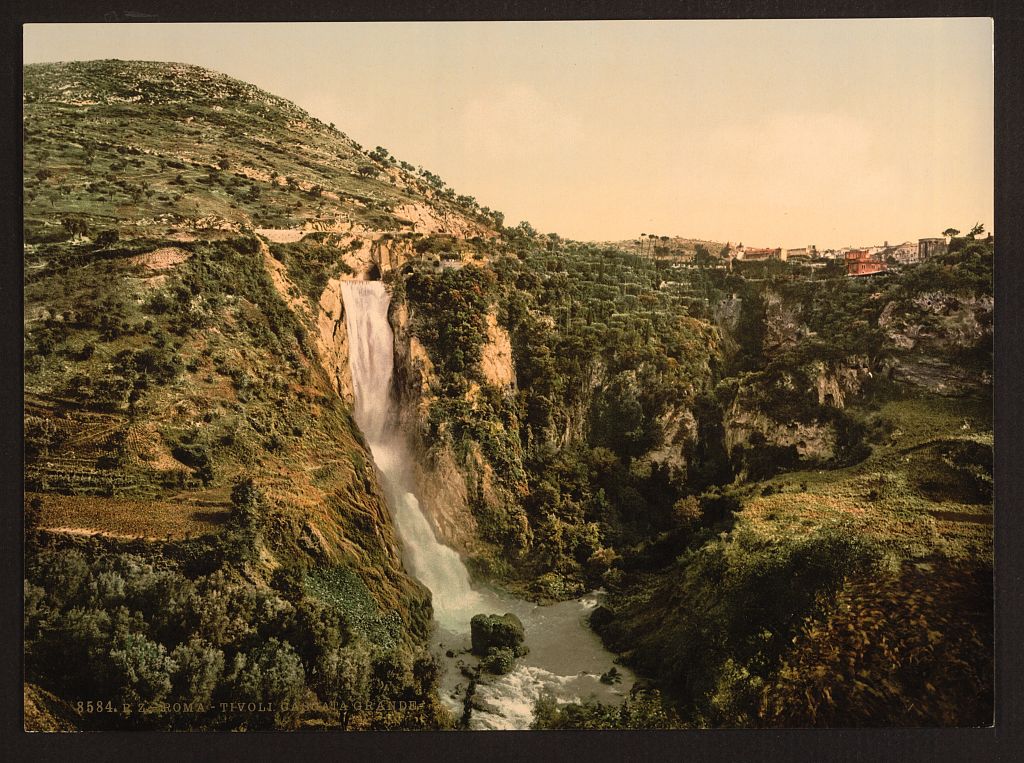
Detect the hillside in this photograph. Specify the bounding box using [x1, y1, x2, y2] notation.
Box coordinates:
[23, 60, 992, 730]
[23, 59, 496, 730]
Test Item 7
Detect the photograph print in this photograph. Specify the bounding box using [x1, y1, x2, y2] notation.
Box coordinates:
[22, 19, 994, 731]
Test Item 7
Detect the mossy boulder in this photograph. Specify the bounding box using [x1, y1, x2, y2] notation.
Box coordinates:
[480, 647, 516, 675]
[470, 612, 525, 656]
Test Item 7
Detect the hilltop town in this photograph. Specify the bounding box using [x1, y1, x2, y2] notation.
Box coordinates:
[615, 227, 992, 277]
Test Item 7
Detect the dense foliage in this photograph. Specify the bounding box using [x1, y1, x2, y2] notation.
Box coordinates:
[24, 484, 450, 731]
[531, 689, 680, 729]
[405, 266, 496, 385]
[403, 229, 993, 727]
[760, 560, 993, 727]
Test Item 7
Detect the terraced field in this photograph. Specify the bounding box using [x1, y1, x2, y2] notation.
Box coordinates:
[27, 491, 229, 540]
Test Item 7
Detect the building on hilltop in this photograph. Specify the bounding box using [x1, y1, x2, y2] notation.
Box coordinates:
[740, 247, 782, 261]
[845, 248, 888, 276]
[889, 241, 920, 264]
[918, 237, 948, 260]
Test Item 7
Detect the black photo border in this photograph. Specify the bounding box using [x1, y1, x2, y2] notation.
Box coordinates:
[2, 2, 1020, 761]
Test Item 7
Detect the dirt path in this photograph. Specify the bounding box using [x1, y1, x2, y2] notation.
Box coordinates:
[39, 526, 161, 541]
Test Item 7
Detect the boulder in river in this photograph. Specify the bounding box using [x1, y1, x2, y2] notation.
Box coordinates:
[480, 647, 516, 675]
[470, 612, 525, 656]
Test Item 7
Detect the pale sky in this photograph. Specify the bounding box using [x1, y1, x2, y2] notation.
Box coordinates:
[24, 20, 993, 248]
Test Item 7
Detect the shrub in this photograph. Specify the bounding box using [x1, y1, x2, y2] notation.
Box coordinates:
[170, 638, 225, 706]
[699, 488, 742, 525]
[95, 229, 120, 247]
[107, 633, 177, 707]
[531, 689, 680, 729]
[61, 216, 90, 237]
[760, 561, 992, 726]
[226, 638, 305, 728]
[599, 523, 881, 716]
[171, 443, 214, 485]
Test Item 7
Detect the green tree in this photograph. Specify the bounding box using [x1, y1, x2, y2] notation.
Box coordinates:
[170, 638, 224, 706]
[108, 633, 177, 707]
[695, 245, 712, 268]
[226, 638, 306, 727]
[61, 216, 89, 238]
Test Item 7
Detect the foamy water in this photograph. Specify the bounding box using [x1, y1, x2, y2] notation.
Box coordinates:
[341, 281, 634, 729]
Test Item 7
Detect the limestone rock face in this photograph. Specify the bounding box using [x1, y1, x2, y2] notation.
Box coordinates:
[879, 291, 992, 395]
[725, 396, 837, 463]
[762, 288, 807, 354]
[811, 357, 872, 409]
[480, 310, 516, 389]
[315, 277, 353, 402]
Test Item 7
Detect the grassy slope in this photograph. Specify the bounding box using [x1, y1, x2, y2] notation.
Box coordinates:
[23, 60, 429, 237]
[741, 392, 992, 561]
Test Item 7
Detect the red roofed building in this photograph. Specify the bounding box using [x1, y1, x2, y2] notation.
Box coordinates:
[845, 249, 888, 276]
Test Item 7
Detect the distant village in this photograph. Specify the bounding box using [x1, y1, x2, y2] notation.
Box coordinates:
[648, 231, 992, 277]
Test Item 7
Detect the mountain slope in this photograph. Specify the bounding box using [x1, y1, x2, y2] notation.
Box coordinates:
[23, 59, 489, 730]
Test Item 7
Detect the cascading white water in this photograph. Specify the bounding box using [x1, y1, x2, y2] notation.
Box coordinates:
[340, 279, 635, 729]
[341, 280, 487, 630]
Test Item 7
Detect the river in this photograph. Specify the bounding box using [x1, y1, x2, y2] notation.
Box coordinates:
[340, 280, 634, 730]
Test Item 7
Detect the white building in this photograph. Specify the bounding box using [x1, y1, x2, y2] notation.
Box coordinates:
[889, 241, 920, 264]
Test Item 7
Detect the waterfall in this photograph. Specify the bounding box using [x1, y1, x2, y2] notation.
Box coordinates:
[340, 280, 486, 631]
[340, 280, 635, 729]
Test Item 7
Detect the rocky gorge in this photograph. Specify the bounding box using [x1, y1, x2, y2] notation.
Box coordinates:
[22, 60, 993, 730]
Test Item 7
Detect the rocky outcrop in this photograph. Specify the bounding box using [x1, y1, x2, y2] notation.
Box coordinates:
[550, 358, 604, 450]
[881, 355, 987, 396]
[480, 310, 516, 389]
[645, 407, 698, 476]
[725, 400, 837, 463]
[394, 201, 496, 240]
[470, 612, 525, 656]
[391, 300, 436, 417]
[712, 294, 742, 333]
[413, 444, 481, 551]
[811, 357, 872, 408]
[879, 292, 992, 353]
[763, 288, 809, 353]
[879, 291, 992, 395]
[315, 277, 354, 402]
